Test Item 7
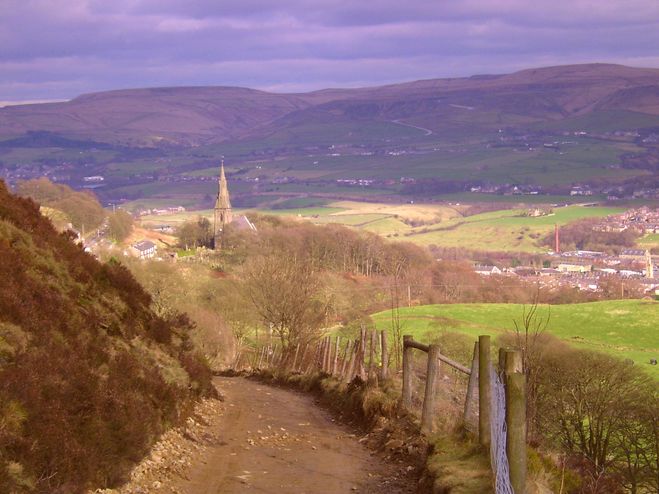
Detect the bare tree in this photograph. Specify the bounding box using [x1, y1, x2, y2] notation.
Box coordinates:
[244, 252, 331, 354]
[510, 292, 550, 440]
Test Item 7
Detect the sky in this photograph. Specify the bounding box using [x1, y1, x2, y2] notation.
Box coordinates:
[2, 0, 659, 102]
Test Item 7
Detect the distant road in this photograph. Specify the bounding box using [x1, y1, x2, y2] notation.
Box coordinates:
[391, 119, 433, 136]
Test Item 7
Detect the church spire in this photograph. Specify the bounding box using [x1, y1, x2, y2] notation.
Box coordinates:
[216, 159, 231, 210]
[213, 159, 232, 250]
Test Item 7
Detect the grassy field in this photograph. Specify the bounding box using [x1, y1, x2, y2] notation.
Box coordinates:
[371, 300, 659, 377]
[639, 233, 659, 248]
[251, 202, 624, 252]
[400, 205, 625, 251]
[135, 200, 629, 252]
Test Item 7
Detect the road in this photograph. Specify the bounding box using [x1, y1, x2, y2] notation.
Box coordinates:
[172, 377, 415, 494]
[391, 119, 433, 136]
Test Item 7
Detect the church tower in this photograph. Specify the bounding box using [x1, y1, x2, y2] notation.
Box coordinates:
[646, 249, 654, 279]
[213, 160, 232, 250]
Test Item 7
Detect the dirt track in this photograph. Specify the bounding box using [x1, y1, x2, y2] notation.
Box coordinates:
[172, 376, 415, 494]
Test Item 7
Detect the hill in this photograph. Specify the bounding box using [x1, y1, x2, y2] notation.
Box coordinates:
[2, 63, 659, 206]
[2, 64, 659, 146]
[0, 181, 213, 493]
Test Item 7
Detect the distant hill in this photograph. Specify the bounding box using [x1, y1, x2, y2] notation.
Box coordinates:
[0, 181, 213, 492]
[1, 63, 659, 146]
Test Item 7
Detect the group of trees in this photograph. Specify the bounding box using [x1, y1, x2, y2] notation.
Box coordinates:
[177, 216, 213, 249]
[15, 177, 105, 232]
[107, 210, 134, 242]
[541, 218, 641, 253]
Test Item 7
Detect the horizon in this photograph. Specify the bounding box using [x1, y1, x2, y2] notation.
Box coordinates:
[2, 0, 659, 101]
[1, 60, 657, 107]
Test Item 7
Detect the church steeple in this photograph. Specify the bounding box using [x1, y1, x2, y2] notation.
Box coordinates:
[213, 159, 232, 250]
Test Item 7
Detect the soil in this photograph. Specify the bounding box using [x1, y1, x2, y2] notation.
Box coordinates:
[171, 376, 417, 494]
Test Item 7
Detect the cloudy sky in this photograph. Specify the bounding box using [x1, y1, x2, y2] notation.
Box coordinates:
[2, 0, 659, 102]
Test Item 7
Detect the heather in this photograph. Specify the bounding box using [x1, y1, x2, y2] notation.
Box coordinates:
[0, 181, 213, 493]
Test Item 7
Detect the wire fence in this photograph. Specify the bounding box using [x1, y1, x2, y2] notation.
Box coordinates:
[490, 363, 514, 494]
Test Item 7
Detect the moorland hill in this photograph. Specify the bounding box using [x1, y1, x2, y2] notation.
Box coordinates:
[1, 63, 659, 146]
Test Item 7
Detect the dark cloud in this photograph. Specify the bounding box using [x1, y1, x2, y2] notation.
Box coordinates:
[1, 0, 659, 100]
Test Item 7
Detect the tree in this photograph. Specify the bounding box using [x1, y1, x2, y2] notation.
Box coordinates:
[16, 177, 105, 231]
[107, 210, 134, 242]
[176, 216, 212, 249]
[244, 252, 331, 350]
[536, 349, 658, 491]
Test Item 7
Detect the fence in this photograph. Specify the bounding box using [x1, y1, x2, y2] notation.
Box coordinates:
[240, 332, 527, 494]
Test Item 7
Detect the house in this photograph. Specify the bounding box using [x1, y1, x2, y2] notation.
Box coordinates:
[620, 249, 646, 260]
[474, 265, 502, 276]
[130, 240, 157, 260]
[557, 263, 591, 273]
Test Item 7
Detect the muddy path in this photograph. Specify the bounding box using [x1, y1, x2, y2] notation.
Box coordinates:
[172, 376, 416, 494]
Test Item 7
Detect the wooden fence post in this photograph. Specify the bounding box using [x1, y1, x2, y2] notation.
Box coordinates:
[345, 339, 358, 383]
[498, 347, 507, 373]
[464, 341, 479, 424]
[504, 350, 523, 375]
[357, 327, 367, 380]
[421, 344, 441, 433]
[380, 330, 389, 381]
[333, 336, 341, 375]
[402, 335, 413, 409]
[341, 340, 352, 378]
[368, 329, 376, 382]
[478, 335, 491, 448]
[506, 372, 527, 494]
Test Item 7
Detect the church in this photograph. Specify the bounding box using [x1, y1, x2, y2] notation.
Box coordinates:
[213, 160, 256, 250]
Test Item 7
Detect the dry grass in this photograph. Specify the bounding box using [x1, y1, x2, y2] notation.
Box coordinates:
[329, 201, 463, 223]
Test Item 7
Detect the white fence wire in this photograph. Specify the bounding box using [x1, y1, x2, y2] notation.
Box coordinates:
[489, 364, 514, 494]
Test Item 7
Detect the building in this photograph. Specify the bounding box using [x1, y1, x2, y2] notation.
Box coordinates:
[557, 263, 591, 273]
[213, 160, 233, 250]
[620, 249, 646, 260]
[474, 265, 502, 276]
[131, 240, 157, 260]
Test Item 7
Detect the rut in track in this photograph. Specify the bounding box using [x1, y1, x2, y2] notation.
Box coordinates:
[172, 376, 416, 494]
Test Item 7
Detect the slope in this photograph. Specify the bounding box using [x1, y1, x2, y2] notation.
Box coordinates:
[0, 181, 213, 493]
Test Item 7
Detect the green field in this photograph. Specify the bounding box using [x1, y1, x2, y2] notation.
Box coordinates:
[639, 233, 659, 249]
[248, 202, 625, 252]
[136, 200, 630, 252]
[401, 205, 625, 251]
[372, 300, 659, 377]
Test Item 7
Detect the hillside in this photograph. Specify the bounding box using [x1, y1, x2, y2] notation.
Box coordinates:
[0, 181, 213, 493]
[1, 64, 659, 146]
[2, 63, 659, 207]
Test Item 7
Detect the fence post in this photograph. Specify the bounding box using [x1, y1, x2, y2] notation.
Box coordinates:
[345, 339, 358, 383]
[421, 344, 441, 433]
[357, 328, 367, 380]
[368, 329, 377, 383]
[505, 350, 523, 375]
[478, 335, 491, 448]
[506, 372, 527, 494]
[498, 347, 507, 373]
[341, 340, 352, 378]
[402, 335, 413, 409]
[332, 336, 341, 375]
[464, 341, 479, 424]
[380, 330, 389, 381]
